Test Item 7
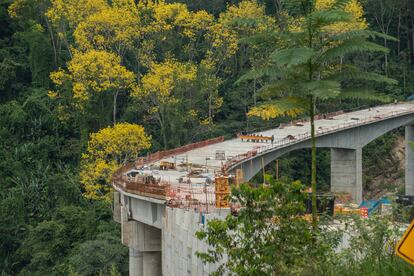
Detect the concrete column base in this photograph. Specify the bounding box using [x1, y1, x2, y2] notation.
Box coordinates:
[124, 220, 162, 276]
[130, 248, 143, 276]
[406, 125, 414, 195]
[143, 251, 162, 276]
[331, 148, 362, 203]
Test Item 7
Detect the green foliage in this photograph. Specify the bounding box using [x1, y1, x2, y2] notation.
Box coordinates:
[329, 216, 414, 275]
[196, 175, 337, 275]
[0, 0, 413, 274]
[66, 232, 128, 276]
[239, 0, 396, 225]
[197, 177, 414, 275]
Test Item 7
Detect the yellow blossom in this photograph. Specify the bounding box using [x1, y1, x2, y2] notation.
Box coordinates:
[80, 123, 151, 201]
[316, 0, 367, 33]
[134, 59, 197, 104]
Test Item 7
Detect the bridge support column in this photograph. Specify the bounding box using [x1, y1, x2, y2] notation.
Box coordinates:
[122, 219, 162, 276]
[129, 248, 143, 276]
[113, 190, 121, 223]
[330, 148, 362, 203]
[406, 125, 414, 195]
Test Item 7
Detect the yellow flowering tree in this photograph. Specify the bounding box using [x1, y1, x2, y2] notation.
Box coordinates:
[133, 59, 197, 148]
[195, 59, 223, 126]
[47, 0, 108, 29]
[46, 0, 109, 57]
[50, 50, 136, 124]
[239, 0, 394, 226]
[130, 1, 214, 64]
[206, 0, 276, 108]
[207, 0, 275, 62]
[73, 6, 140, 57]
[80, 123, 151, 201]
[315, 0, 367, 33]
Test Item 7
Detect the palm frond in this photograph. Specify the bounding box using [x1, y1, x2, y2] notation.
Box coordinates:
[235, 66, 284, 85]
[330, 29, 398, 42]
[229, 18, 267, 28]
[271, 47, 314, 67]
[328, 68, 398, 85]
[332, 0, 353, 9]
[247, 97, 307, 120]
[257, 80, 298, 98]
[322, 39, 389, 62]
[339, 89, 391, 102]
[239, 31, 280, 45]
[301, 80, 341, 99]
[308, 10, 352, 29]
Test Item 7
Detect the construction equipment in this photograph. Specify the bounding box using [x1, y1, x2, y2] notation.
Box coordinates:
[160, 161, 175, 170]
[215, 150, 226, 160]
[238, 134, 274, 143]
[359, 198, 391, 216]
[215, 176, 230, 208]
[305, 193, 335, 216]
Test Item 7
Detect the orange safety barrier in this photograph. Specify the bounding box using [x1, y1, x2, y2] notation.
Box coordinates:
[112, 136, 225, 201]
[238, 134, 273, 142]
[113, 104, 414, 204]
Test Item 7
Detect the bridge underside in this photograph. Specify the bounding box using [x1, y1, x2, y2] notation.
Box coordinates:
[231, 114, 414, 203]
[111, 104, 414, 276]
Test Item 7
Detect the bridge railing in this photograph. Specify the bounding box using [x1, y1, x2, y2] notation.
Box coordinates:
[112, 136, 225, 200]
[112, 104, 414, 201]
[223, 108, 414, 172]
[135, 136, 225, 165]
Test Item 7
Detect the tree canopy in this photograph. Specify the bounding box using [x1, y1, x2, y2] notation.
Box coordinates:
[1, 0, 414, 274]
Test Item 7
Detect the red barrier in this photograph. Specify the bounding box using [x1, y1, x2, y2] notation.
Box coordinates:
[113, 104, 414, 202]
[112, 136, 225, 200]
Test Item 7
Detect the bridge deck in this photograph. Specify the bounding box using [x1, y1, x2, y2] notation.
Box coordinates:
[113, 102, 414, 208]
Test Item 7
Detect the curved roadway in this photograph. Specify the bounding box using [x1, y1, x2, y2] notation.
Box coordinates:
[114, 102, 414, 203]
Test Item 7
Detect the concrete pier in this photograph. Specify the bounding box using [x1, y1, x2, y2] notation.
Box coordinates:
[143, 252, 162, 276]
[121, 203, 162, 276]
[128, 249, 161, 276]
[331, 148, 362, 203]
[113, 191, 121, 223]
[406, 125, 414, 195]
[129, 248, 143, 276]
[111, 104, 414, 275]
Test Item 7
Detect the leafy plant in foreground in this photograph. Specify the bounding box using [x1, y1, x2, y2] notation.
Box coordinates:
[238, 0, 396, 225]
[196, 175, 337, 275]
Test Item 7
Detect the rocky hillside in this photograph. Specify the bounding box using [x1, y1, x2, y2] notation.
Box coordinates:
[364, 133, 405, 199]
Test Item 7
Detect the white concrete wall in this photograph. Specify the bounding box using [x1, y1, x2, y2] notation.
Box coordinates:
[162, 207, 229, 276]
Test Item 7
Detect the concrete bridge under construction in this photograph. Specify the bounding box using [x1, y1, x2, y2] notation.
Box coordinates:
[112, 102, 414, 276]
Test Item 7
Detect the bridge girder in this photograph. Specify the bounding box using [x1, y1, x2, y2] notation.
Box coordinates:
[229, 113, 414, 203]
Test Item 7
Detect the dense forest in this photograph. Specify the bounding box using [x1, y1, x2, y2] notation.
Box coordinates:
[1, 0, 414, 274]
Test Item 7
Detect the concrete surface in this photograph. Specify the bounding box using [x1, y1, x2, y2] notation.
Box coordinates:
[139, 103, 414, 202]
[113, 103, 414, 276]
[331, 148, 362, 203]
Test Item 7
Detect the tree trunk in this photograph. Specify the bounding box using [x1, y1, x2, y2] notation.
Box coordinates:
[161, 124, 168, 150]
[412, 15, 414, 64]
[44, 18, 58, 67]
[397, 10, 401, 56]
[384, 38, 388, 76]
[113, 91, 119, 125]
[79, 115, 89, 151]
[310, 96, 317, 229]
[253, 78, 257, 106]
[159, 107, 168, 150]
[208, 86, 213, 124]
[307, 5, 317, 228]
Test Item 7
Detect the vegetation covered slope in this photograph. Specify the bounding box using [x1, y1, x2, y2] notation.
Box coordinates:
[1, 0, 414, 274]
